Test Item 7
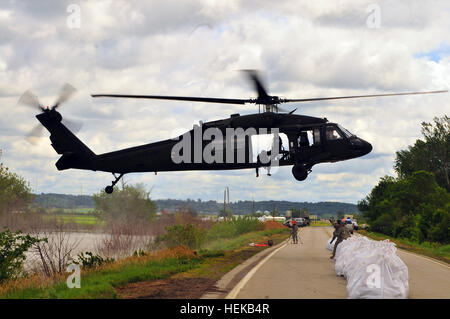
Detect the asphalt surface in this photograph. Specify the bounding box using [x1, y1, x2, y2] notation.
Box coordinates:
[226, 227, 450, 299]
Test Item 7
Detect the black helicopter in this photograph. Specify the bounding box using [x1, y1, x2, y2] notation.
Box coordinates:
[20, 71, 447, 194]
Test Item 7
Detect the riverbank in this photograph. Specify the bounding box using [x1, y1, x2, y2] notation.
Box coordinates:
[0, 228, 289, 298]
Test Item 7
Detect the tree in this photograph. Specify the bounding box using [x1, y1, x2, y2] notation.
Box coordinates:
[394, 115, 449, 191]
[359, 171, 449, 243]
[0, 163, 33, 217]
[291, 208, 308, 218]
[93, 183, 156, 224]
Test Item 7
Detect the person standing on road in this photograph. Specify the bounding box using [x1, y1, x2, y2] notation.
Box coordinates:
[330, 220, 340, 243]
[289, 219, 299, 244]
[330, 220, 351, 259]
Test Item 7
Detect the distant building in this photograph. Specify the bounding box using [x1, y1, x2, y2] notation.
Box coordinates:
[309, 215, 318, 221]
[285, 210, 292, 218]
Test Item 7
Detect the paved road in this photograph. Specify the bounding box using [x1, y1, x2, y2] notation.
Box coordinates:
[229, 227, 450, 299]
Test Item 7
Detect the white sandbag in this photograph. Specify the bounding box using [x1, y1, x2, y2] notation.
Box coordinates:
[326, 237, 334, 251]
[335, 237, 409, 299]
[334, 237, 358, 276]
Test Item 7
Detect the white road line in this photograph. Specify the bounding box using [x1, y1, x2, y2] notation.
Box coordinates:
[357, 233, 449, 269]
[397, 249, 450, 269]
[226, 242, 287, 299]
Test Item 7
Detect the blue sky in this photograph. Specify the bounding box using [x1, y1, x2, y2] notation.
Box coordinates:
[0, 0, 449, 204]
[415, 44, 450, 62]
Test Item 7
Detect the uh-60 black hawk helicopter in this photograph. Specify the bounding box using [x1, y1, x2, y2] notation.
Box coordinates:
[20, 71, 447, 194]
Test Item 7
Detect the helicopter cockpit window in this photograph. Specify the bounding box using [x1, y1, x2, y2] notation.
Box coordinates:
[337, 124, 354, 138]
[326, 126, 343, 141]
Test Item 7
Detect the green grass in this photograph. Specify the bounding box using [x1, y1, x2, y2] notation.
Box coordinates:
[203, 228, 288, 251]
[42, 214, 103, 226]
[358, 230, 450, 264]
[310, 221, 331, 227]
[0, 228, 289, 299]
[47, 208, 95, 214]
[3, 256, 201, 299]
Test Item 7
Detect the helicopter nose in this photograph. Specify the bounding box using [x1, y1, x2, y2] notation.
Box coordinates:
[349, 137, 372, 156]
[362, 139, 373, 155]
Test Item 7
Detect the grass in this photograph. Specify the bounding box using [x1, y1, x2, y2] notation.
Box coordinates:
[0, 227, 290, 299]
[0, 247, 201, 299]
[358, 230, 450, 264]
[47, 208, 95, 214]
[310, 220, 331, 227]
[177, 228, 290, 281]
[42, 214, 103, 226]
[204, 228, 287, 251]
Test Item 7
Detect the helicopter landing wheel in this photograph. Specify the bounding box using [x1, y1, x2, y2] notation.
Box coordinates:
[104, 173, 125, 195]
[105, 186, 114, 194]
[292, 165, 308, 181]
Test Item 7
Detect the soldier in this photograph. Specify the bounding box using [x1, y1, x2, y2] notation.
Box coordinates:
[289, 219, 299, 244]
[329, 220, 351, 259]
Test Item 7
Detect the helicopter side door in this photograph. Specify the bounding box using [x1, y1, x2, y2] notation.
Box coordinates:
[291, 127, 322, 162]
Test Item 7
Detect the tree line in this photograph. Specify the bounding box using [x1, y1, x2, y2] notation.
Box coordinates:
[358, 116, 449, 243]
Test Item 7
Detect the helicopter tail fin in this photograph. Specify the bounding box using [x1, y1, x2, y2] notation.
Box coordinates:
[36, 112, 97, 171]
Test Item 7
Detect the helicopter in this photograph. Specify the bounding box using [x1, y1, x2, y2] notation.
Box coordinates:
[19, 71, 447, 194]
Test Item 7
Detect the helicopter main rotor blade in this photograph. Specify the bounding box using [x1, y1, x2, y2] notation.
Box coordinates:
[282, 90, 448, 103]
[241, 69, 270, 99]
[91, 94, 251, 105]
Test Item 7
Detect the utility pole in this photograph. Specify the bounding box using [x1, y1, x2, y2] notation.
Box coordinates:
[223, 189, 226, 217]
[227, 186, 231, 218]
[252, 196, 255, 216]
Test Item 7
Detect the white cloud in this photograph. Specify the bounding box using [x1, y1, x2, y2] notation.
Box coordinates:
[0, 0, 449, 203]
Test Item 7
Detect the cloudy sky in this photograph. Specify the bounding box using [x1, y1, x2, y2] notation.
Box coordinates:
[0, 0, 449, 203]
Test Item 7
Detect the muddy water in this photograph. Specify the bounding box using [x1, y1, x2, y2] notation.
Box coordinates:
[24, 232, 154, 271]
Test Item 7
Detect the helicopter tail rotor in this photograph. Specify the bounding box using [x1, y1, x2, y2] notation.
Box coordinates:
[18, 83, 83, 144]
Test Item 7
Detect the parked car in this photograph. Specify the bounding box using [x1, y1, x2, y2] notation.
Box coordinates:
[284, 218, 306, 227]
[294, 217, 308, 227]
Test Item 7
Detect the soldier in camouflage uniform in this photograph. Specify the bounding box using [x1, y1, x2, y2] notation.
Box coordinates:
[330, 220, 351, 259]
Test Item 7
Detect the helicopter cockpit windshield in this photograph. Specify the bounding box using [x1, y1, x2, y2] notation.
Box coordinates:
[337, 124, 354, 138]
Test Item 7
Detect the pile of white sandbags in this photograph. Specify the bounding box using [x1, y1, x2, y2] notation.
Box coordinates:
[331, 236, 409, 299]
[326, 237, 334, 251]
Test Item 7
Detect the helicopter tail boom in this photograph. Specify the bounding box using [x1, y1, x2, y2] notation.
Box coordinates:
[36, 111, 97, 171]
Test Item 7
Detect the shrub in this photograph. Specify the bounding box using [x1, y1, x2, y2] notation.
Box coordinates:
[207, 217, 264, 240]
[74, 251, 114, 269]
[0, 229, 45, 282]
[164, 224, 207, 249]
